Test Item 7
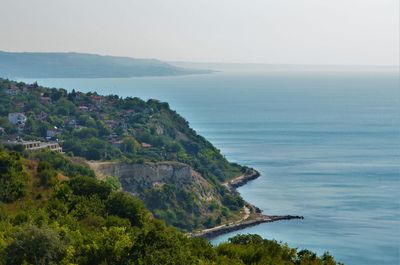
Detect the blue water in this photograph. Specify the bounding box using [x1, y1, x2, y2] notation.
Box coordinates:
[21, 70, 400, 265]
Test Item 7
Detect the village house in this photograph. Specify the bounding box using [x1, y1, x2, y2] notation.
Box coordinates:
[8, 112, 27, 125]
[0, 127, 5, 134]
[46, 128, 59, 139]
[40, 96, 52, 104]
[91, 95, 104, 106]
[111, 139, 124, 149]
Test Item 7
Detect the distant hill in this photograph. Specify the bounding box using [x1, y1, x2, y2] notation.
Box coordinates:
[0, 51, 211, 78]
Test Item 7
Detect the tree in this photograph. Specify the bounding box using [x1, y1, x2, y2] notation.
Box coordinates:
[5, 225, 66, 265]
[121, 136, 140, 154]
[106, 192, 149, 227]
[69, 176, 112, 200]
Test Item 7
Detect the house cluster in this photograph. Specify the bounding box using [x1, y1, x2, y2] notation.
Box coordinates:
[2, 86, 157, 153]
[2, 82, 37, 96]
[76, 94, 110, 113]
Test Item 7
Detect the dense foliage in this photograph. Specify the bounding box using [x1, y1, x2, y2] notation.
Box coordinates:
[0, 78, 242, 182]
[0, 150, 28, 202]
[0, 147, 343, 265]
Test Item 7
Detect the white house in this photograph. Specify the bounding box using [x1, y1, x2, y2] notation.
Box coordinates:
[8, 113, 27, 125]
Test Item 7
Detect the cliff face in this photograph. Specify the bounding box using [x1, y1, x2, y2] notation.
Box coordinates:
[89, 160, 234, 230]
[91, 161, 217, 201]
[88, 160, 252, 230]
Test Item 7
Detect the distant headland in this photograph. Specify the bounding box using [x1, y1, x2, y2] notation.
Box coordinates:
[0, 51, 212, 78]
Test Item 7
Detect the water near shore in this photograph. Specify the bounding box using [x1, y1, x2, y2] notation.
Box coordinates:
[21, 69, 400, 265]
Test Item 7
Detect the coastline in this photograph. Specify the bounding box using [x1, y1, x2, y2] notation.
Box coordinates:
[191, 169, 304, 239]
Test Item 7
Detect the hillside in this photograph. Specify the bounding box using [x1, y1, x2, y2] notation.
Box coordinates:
[0, 78, 253, 231]
[0, 51, 211, 78]
[0, 147, 342, 265]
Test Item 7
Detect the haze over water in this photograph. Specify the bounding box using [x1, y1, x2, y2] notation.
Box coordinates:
[22, 70, 400, 265]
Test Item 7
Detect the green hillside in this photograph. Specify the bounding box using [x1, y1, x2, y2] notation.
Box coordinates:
[0, 147, 342, 265]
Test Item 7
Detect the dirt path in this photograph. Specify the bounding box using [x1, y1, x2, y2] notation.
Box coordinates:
[194, 206, 251, 235]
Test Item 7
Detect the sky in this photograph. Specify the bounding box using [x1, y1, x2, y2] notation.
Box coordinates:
[0, 0, 399, 65]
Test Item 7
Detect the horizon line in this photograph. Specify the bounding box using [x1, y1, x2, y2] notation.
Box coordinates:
[1, 49, 399, 68]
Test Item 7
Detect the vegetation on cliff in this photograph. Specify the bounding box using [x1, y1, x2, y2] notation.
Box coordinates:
[0, 147, 342, 265]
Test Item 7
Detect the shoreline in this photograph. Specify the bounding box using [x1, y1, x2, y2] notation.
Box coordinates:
[191, 213, 304, 239]
[191, 169, 304, 239]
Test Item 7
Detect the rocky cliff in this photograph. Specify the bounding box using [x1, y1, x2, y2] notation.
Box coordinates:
[88, 161, 242, 230]
[91, 161, 217, 201]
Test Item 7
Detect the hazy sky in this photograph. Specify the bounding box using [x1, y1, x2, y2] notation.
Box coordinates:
[0, 0, 398, 65]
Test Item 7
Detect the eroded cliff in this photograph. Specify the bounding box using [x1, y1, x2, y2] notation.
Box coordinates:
[88, 161, 244, 230]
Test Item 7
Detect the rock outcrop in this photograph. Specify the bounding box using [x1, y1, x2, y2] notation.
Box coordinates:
[89, 161, 218, 202]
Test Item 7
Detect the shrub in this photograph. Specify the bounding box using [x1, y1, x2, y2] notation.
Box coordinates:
[69, 176, 112, 200]
[5, 225, 66, 265]
[106, 192, 149, 227]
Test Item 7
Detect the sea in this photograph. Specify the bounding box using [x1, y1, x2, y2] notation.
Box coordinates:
[21, 68, 400, 265]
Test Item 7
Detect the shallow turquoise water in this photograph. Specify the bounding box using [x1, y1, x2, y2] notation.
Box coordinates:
[22, 71, 400, 265]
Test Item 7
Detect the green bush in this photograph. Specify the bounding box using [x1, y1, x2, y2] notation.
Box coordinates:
[106, 191, 149, 227]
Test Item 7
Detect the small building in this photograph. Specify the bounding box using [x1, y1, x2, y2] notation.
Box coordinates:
[0, 127, 5, 134]
[42, 142, 63, 153]
[111, 139, 124, 149]
[40, 97, 52, 104]
[8, 113, 27, 125]
[65, 119, 77, 127]
[46, 129, 59, 139]
[5, 140, 63, 153]
[91, 95, 104, 106]
[79, 105, 89, 111]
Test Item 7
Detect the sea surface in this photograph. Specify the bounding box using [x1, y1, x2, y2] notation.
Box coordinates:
[22, 70, 400, 265]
